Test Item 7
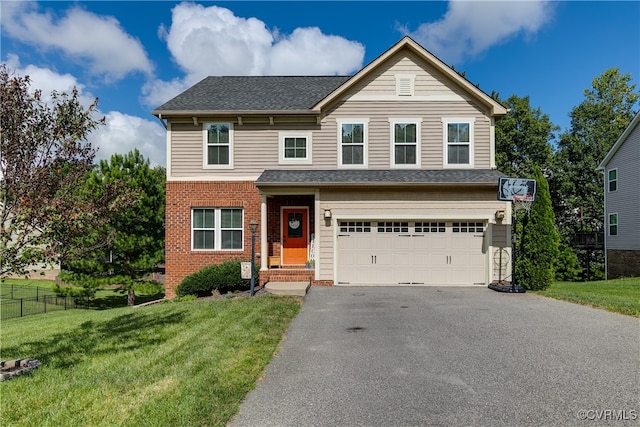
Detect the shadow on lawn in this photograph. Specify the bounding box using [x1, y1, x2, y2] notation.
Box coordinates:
[90, 292, 165, 310]
[2, 308, 186, 369]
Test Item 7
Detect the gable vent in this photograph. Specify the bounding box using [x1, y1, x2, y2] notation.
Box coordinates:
[396, 74, 415, 96]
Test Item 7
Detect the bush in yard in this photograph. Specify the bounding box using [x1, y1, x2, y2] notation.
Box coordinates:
[176, 260, 258, 297]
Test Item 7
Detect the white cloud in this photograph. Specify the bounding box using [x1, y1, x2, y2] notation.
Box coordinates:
[144, 2, 365, 107]
[268, 27, 365, 75]
[1, 1, 153, 81]
[89, 112, 166, 168]
[402, 0, 555, 64]
[4, 58, 166, 167]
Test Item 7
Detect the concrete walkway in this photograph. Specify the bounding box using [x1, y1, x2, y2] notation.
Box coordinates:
[230, 287, 639, 426]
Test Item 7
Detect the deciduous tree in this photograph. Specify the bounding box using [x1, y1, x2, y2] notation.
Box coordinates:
[494, 94, 557, 178]
[0, 65, 133, 277]
[550, 68, 638, 279]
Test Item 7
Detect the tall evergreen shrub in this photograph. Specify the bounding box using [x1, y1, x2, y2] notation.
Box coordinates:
[516, 166, 560, 290]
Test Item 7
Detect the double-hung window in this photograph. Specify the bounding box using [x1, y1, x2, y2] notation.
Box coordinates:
[192, 208, 243, 250]
[279, 131, 312, 164]
[204, 123, 233, 169]
[390, 118, 421, 167]
[609, 213, 618, 236]
[443, 118, 475, 167]
[608, 169, 617, 192]
[338, 119, 368, 167]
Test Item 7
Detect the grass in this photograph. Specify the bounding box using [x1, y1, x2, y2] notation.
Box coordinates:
[0, 295, 302, 427]
[1, 278, 165, 311]
[534, 277, 640, 317]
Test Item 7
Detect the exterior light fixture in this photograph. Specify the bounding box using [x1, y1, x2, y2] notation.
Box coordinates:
[324, 209, 332, 219]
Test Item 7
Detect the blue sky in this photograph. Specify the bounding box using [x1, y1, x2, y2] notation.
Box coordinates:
[2, 1, 638, 167]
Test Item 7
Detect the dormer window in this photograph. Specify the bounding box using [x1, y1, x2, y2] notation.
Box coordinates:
[395, 74, 415, 96]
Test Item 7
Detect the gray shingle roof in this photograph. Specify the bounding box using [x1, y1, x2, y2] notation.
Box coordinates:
[152, 76, 352, 113]
[256, 169, 506, 186]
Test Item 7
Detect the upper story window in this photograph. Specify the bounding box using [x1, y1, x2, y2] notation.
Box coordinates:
[390, 118, 421, 167]
[204, 123, 233, 169]
[608, 213, 618, 236]
[608, 169, 618, 192]
[338, 119, 368, 167]
[443, 118, 475, 168]
[192, 208, 243, 251]
[279, 131, 312, 165]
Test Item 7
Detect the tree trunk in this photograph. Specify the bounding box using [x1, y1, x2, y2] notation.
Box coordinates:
[127, 289, 135, 306]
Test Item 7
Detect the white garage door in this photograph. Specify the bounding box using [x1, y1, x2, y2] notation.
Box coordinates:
[337, 221, 486, 285]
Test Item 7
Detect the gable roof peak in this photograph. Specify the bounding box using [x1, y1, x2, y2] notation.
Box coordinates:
[313, 36, 507, 117]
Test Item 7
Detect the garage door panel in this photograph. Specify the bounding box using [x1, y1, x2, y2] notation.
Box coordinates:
[337, 220, 486, 285]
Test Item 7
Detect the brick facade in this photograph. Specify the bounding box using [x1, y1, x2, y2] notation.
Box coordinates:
[165, 183, 324, 298]
[165, 181, 261, 298]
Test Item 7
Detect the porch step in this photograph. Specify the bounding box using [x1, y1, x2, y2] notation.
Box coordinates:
[265, 281, 310, 297]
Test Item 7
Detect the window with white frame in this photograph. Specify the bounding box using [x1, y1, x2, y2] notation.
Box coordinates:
[279, 132, 312, 164]
[192, 208, 243, 250]
[390, 119, 421, 167]
[338, 120, 367, 166]
[609, 213, 618, 236]
[608, 169, 618, 192]
[204, 123, 232, 168]
[443, 118, 475, 167]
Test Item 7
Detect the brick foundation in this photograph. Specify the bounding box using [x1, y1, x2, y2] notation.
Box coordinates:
[607, 249, 640, 279]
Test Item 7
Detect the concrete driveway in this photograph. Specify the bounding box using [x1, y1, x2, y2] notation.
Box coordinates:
[230, 287, 639, 426]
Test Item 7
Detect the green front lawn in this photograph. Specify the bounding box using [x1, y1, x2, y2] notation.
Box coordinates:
[0, 295, 302, 427]
[535, 277, 640, 317]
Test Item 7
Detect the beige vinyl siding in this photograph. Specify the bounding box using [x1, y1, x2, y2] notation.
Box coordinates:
[605, 122, 640, 250]
[316, 187, 505, 282]
[168, 49, 494, 177]
[327, 100, 491, 168]
[344, 51, 471, 99]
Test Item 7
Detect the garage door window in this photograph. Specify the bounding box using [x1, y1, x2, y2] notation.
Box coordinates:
[339, 221, 371, 233]
[415, 222, 446, 233]
[452, 222, 484, 233]
[378, 222, 409, 233]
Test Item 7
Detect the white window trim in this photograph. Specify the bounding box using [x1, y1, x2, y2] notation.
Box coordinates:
[337, 118, 369, 168]
[608, 212, 618, 237]
[191, 207, 244, 251]
[442, 117, 475, 168]
[395, 74, 415, 97]
[389, 118, 422, 168]
[608, 168, 618, 192]
[278, 131, 313, 165]
[203, 122, 234, 170]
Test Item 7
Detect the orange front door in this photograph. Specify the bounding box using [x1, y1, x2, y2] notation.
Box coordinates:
[282, 208, 308, 265]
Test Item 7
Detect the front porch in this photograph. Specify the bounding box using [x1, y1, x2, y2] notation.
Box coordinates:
[257, 193, 324, 294]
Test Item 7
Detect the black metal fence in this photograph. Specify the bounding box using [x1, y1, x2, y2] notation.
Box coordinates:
[0, 284, 88, 320]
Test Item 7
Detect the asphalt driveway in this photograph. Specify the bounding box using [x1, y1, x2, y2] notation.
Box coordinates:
[230, 287, 639, 426]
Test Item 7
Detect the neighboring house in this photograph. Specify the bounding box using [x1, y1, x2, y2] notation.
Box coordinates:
[597, 111, 640, 279]
[153, 37, 510, 298]
[0, 203, 61, 281]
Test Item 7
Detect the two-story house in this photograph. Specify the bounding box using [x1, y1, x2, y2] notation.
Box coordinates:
[153, 37, 510, 298]
[597, 111, 640, 279]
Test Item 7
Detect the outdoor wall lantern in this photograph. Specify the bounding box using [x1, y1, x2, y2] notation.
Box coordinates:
[324, 208, 332, 219]
[249, 219, 258, 296]
[495, 207, 506, 220]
